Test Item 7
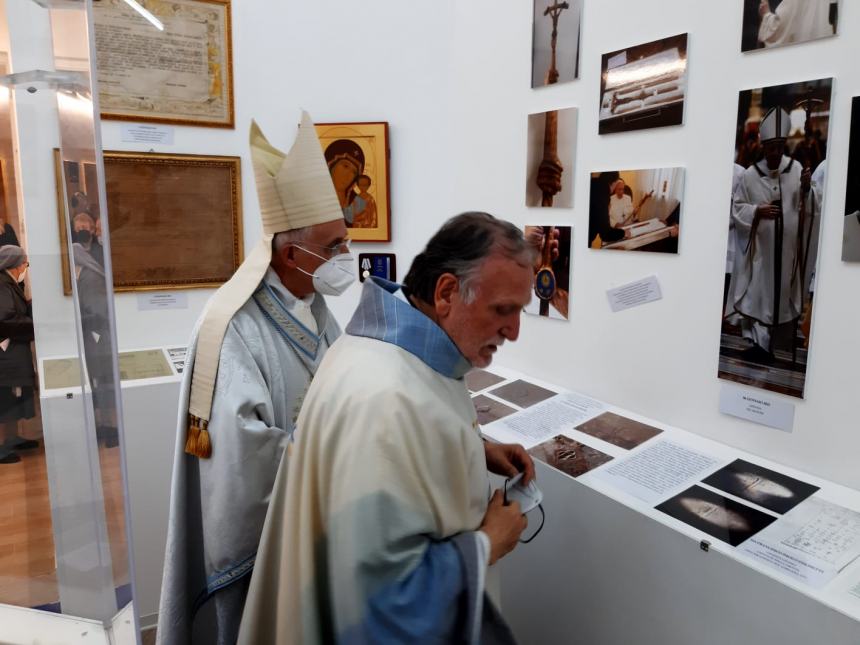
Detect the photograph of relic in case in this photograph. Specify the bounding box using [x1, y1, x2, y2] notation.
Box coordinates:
[598, 33, 688, 135]
[529, 434, 613, 478]
[531, 0, 582, 89]
[525, 108, 577, 208]
[490, 379, 557, 409]
[720, 77, 832, 399]
[575, 412, 663, 450]
[588, 167, 684, 253]
[465, 369, 506, 393]
[702, 459, 819, 515]
[472, 394, 518, 426]
[741, 0, 839, 53]
[656, 485, 777, 547]
[523, 225, 571, 320]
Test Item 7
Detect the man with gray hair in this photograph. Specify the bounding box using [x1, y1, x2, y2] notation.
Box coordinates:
[158, 112, 354, 645]
[240, 211, 536, 644]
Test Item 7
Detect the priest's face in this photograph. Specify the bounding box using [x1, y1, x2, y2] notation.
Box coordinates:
[439, 253, 533, 368]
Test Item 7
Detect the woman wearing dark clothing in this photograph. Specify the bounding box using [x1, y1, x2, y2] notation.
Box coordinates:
[0, 218, 19, 247]
[0, 245, 38, 464]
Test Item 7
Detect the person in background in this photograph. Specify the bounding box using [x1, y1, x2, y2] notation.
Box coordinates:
[0, 245, 37, 465]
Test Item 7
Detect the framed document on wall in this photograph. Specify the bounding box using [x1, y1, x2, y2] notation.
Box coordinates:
[315, 122, 391, 242]
[55, 150, 243, 294]
[93, 0, 235, 128]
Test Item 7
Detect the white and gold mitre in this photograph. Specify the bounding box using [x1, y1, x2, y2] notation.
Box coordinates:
[185, 111, 342, 458]
[251, 110, 343, 234]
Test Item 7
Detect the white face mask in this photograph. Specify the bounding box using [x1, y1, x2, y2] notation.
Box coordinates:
[295, 247, 355, 296]
[16, 267, 27, 284]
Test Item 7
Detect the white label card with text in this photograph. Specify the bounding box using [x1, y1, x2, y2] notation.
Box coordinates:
[719, 385, 795, 432]
[137, 293, 188, 311]
[121, 123, 175, 145]
[606, 275, 662, 312]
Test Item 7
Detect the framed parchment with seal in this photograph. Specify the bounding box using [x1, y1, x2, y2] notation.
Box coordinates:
[93, 0, 234, 128]
[55, 150, 243, 294]
[315, 122, 391, 242]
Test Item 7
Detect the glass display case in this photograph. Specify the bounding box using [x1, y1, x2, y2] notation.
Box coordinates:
[0, 0, 139, 641]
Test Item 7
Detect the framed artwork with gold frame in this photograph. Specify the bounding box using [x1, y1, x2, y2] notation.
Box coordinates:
[55, 150, 242, 294]
[315, 121, 391, 242]
[93, 0, 235, 128]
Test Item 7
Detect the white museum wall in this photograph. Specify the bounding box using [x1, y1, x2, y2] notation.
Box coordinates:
[448, 0, 860, 491]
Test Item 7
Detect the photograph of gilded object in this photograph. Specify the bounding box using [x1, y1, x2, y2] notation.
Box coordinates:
[531, 0, 582, 89]
[720, 77, 832, 399]
[523, 225, 570, 320]
[575, 412, 662, 450]
[472, 394, 518, 426]
[525, 108, 577, 208]
[489, 379, 557, 408]
[588, 167, 683, 253]
[315, 122, 391, 242]
[741, 0, 839, 53]
[529, 434, 613, 478]
[598, 33, 688, 135]
[465, 368, 506, 393]
[656, 485, 777, 546]
[702, 459, 819, 515]
[842, 97, 860, 261]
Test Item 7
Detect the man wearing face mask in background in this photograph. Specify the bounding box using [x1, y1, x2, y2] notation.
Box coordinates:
[0, 246, 37, 465]
[69, 210, 118, 449]
[158, 112, 355, 645]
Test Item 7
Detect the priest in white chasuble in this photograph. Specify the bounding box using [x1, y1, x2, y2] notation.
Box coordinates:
[157, 111, 355, 645]
[240, 212, 540, 644]
[728, 107, 813, 361]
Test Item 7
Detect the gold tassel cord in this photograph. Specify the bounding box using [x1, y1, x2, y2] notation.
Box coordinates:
[185, 415, 212, 459]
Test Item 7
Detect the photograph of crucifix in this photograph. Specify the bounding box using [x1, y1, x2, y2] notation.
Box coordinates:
[531, 0, 582, 89]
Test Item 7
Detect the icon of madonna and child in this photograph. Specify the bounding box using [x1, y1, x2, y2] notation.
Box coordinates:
[324, 139, 378, 229]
